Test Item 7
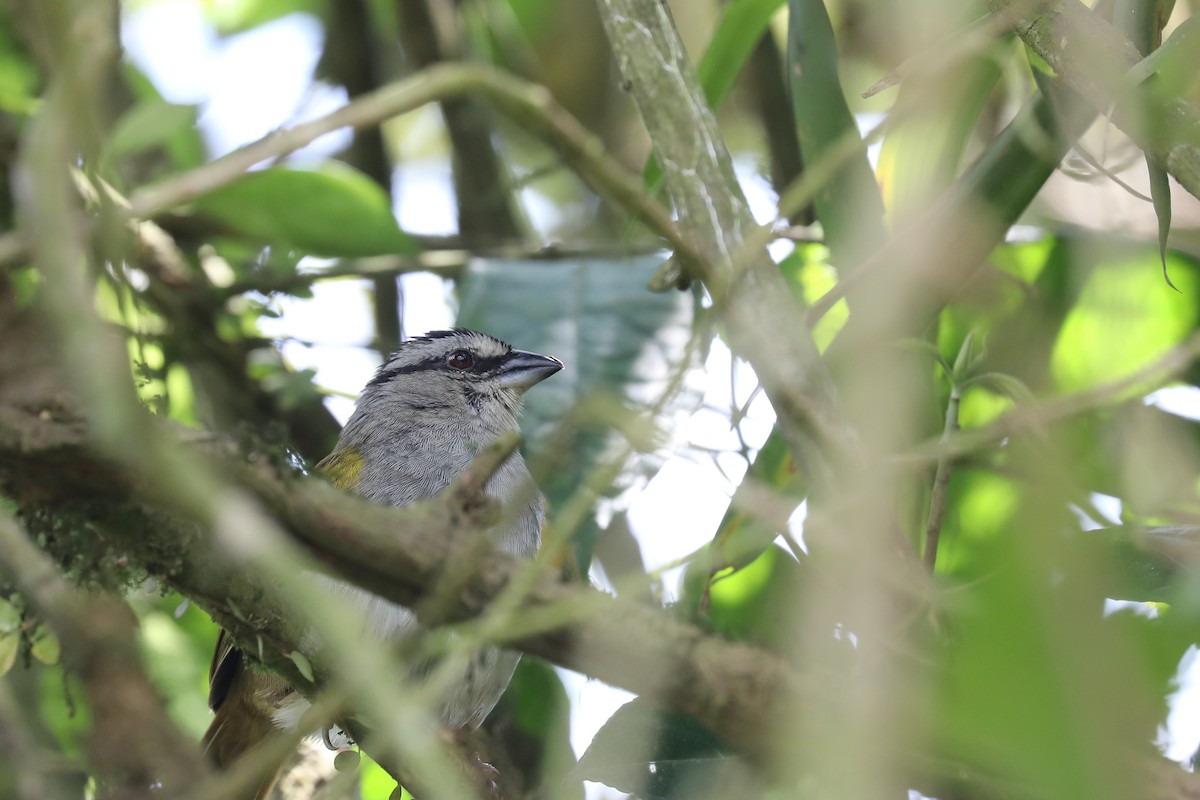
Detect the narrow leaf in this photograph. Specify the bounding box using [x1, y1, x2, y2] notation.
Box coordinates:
[0, 632, 17, 677]
[787, 0, 887, 268]
[289, 650, 315, 683]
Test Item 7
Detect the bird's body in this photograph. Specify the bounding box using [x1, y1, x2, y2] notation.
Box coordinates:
[203, 329, 562, 796]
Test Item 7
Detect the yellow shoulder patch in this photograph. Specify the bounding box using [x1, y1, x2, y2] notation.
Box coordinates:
[316, 447, 364, 491]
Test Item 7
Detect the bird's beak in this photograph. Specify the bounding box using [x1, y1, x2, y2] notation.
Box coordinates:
[498, 349, 563, 390]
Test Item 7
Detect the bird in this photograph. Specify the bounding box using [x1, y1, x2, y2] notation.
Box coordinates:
[202, 328, 563, 799]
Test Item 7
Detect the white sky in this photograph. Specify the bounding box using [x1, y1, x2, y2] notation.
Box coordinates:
[121, 1, 1200, 790]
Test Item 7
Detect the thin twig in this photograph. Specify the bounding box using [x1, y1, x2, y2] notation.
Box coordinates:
[0, 63, 701, 274]
[903, 328, 1200, 466]
[923, 382, 962, 571]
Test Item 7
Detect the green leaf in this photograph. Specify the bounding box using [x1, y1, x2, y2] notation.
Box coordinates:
[121, 61, 206, 172]
[696, 0, 784, 109]
[686, 545, 811, 650]
[1081, 525, 1189, 603]
[191, 164, 418, 258]
[0, 597, 19, 635]
[1148, 162, 1175, 289]
[0, 5, 39, 116]
[456, 254, 697, 572]
[29, 625, 60, 665]
[0, 632, 18, 677]
[289, 650, 315, 682]
[575, 698, 752, 800]
[1051, 247, 1197, 392]
[787, 0, 887, 268]
[105, 98, 199, 162]
[1115, 0, 1178, 290]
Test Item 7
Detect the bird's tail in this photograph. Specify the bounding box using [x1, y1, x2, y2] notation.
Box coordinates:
[203, 641, 287, 800]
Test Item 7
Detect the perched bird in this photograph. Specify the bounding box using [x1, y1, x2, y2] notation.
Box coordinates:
[203, 328, 562, 798]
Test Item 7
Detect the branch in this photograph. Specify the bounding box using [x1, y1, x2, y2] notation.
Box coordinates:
[0, 508, 207, 798]
[903, 326, 1200, 466]
[0, 63, 699, 273]
[596, 0, 853, 497]
[0, 397, 803, 766]
[986, 0, 1200, 200]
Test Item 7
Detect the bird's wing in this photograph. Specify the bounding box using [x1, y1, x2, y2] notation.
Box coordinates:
[207, 627, 241, 711]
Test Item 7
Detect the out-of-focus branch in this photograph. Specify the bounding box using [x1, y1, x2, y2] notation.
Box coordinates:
[0, 508, 207, 798]
[0, 64, 699, 273]
[0, 395, 803, 765]
[597, 0, 852, 497]
[985, 0, 1200, 200]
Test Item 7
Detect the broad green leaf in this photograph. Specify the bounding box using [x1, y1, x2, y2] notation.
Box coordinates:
[191, 164, 417, 258]
[456, 254, 696, 572]
[1051, 249, 1197, 392]
[787, 0, 887, 269]
[138, 602, 216, 738]
[575, 698, 752, 800]
[359, 753, 400, 800]
[684, 545, 810, 651]
[121, 61, 206, 172]
[105, 99, 199, 162]
[934, 469, 1023, 579]
[936, 495, 1162, 800]
[1125, 11, 1200, 95]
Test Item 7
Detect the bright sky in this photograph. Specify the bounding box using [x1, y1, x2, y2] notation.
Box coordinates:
[121, 0, 1200, 789]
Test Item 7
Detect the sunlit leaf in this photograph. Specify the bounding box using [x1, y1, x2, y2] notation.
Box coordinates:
[687, 545, 809, 651]
[1051, 250, 1197, 391]
[29, 625, 60, 665]
[0, 596, 19, 635]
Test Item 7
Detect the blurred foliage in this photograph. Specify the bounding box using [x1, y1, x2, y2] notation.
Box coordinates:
[3, 0, 1200, 798]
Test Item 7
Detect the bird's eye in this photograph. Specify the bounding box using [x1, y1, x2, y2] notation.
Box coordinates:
[447, 350, 475, 370]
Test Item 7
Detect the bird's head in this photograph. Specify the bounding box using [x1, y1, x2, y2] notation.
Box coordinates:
[357, 329, 562, 432]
